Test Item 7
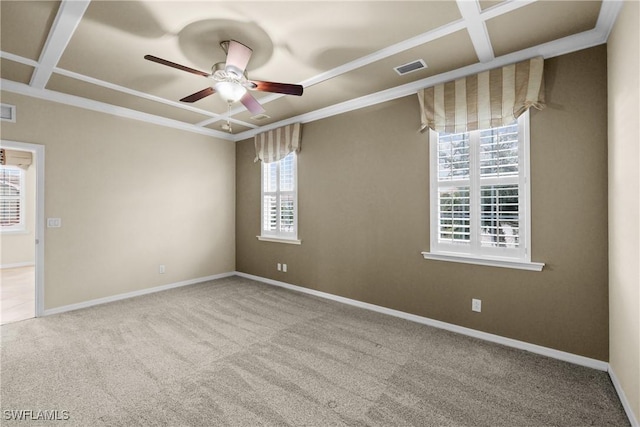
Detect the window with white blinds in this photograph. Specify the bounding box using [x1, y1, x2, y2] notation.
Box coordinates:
[429, 112, 530, 261]
[261, 152, 298, 240]
[0, 166, 25, 232]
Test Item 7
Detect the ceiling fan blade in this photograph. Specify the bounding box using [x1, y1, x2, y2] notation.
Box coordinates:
[144, 55, 210, 77]
[180, 87, 215, 103]
[249, 80, 303, 96]
[225, 40, 253, 75]
[240, 92, 266, 115]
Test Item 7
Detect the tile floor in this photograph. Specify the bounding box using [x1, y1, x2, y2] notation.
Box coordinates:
[0, 266, 35, 325]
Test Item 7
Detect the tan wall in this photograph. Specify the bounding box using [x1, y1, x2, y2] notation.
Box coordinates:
[0, 158, 36, 266]
[237, 45, 610, 360]
[0, 91, 236, 310]
[608, 0, 640, 420]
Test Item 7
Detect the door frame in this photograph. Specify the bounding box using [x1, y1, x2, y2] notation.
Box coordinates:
[1, 139, 45, 317]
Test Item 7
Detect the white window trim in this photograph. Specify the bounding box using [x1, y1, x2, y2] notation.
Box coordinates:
[422, 251, 544, 271]
[0, 165, 26, 234]
[423, 111, 544, 271]
[259, 152, 300, 243]
[256, 236, 302, 245]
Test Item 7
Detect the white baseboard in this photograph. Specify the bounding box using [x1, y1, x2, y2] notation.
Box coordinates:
[609, 365, 640, 427]
[42, 272, 236, 316]
[234, 271, 608, 372]
[0, 262, 35, 269]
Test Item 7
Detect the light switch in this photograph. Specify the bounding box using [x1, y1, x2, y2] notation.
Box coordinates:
[47, 218, 62, 228]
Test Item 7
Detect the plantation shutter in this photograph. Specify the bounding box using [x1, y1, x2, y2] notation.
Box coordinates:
[254, 123, 301, 163]
[477, 124, 521, 252]
[418, 57, 545, 133]
[261, 153, 297, 237]
[0, 167, 23, 228]
[430, 117, 528, 261]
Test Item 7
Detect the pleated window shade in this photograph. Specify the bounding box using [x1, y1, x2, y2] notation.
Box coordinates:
[254, 123, 302, 163]
[418, 57, 545, 133]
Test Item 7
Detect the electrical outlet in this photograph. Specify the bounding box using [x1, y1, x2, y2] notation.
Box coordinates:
[277, 263, 282, 271]
[472, 298, 482, 312]
[159, 264, 166, 274]
[282, 264, 287, 272]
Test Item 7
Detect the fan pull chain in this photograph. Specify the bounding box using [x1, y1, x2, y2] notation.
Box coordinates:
[222, 102, 233, 133]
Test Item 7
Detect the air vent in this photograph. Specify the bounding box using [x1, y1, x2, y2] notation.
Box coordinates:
[394, 59, 427, 76]
[1, 104, 16, 122]
[251, 113, 271, 121]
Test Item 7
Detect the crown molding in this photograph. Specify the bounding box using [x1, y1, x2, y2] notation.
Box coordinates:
[596, 0, 625, 40]
[1, 79, 235, 141]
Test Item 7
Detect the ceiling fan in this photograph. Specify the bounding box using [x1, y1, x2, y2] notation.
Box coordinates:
[144, 40, 303, 116]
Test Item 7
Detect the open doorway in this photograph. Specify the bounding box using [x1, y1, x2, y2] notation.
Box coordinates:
[0, 141, 44, 325]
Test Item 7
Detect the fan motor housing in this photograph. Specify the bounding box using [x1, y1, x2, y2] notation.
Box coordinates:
[211, 62, 248, 80]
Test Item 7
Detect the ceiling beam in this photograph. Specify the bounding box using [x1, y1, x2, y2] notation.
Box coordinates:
[457, 0, 495, 63]
[0, 51, 39, 68]
[480, 0, 539, 21]
[29, 0, 91, 90]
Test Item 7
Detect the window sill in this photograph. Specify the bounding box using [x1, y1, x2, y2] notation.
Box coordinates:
[1, 228, 28, 235]
[421, 252, 544, 271]
[257, 236, 302, 245]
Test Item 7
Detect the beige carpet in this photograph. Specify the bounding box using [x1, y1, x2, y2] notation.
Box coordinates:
[0, 275, 629, 426]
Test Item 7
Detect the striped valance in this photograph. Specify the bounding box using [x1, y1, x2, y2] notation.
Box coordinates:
[254, 123, 301, 163]
[0, 148, 32, 169]
[418, 57, 545, 133]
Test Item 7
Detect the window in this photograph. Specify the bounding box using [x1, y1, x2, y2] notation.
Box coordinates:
[0, 166, 25, 233]
[260, 152, 299, 243]
[426, 112, 540, 269]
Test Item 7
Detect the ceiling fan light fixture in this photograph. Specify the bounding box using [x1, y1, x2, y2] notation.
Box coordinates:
[145, 40, 302, 113]
[215, 81, 247, 103]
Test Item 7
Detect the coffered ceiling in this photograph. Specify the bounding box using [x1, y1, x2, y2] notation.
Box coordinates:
[0, 1, 622, 141]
